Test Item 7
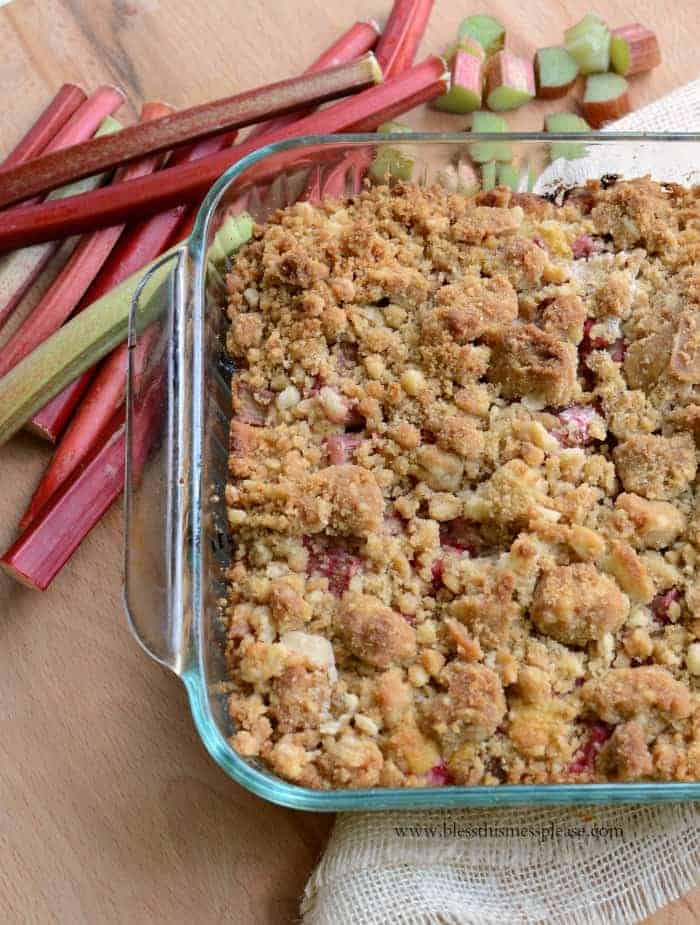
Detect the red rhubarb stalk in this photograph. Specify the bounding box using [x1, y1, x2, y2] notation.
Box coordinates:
[375, 0, 434, 77]
[0, 84, 86, 171]
[0, 88, 125, 327]
[247, 20, 380, 140]
[25, 129, 234, 443]
[1, 372, 163, 590]
[0, 102, 172, 380]
[0, 55, 381, 207]
[0, 57, 447, 251]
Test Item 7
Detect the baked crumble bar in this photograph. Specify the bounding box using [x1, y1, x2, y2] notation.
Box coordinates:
[223, 177, 700, 789]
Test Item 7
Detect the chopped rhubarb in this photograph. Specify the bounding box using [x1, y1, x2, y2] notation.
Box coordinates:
[582, 73, 631, 129]
[571, 234, 600, 259]
[0, 57, 448, 252]
[246, 20, 380, 141]
[564, 12, 611, 75]
[568, 723, 613, 775]
[439, 518, 477, 554]
[535, 46, 579, 99]
[458, 14, 505, 56]
[304, 536, 361, 596]
[426, 761, 451, 786]
[610, 23, 661, 77]
[469, 111, 512, 163]
[438, 159, 480, 195]
[545, 112, 591, 162]
[0, 84, 86, 171]
[484, 51, 535, 112]
[650, 587, 681, 624]
[432, 49, 483, 114]
[0, 56, 382, 208]
[1, 371, 163, 590]
[326, 433, 363, 465]
[233, 380, 269, 426]
[551, 404, 598, 446]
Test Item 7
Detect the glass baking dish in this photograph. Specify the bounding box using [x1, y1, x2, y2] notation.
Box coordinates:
[124, 133, 700, 810]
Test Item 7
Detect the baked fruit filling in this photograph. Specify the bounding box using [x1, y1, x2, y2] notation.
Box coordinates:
[222, 177, 700, 789]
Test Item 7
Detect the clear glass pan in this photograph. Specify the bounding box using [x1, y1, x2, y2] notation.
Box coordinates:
[125, 133, 700, 810]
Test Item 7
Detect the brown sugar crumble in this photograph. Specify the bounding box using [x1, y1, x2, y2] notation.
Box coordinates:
[222, 177, 700, 789]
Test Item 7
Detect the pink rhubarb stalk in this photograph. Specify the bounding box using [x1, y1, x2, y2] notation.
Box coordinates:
[0, 101, 172, 380]
[1, 371, 163, 590]
[0, 56, 381, 207]
[0, 84, 86, 171]
[0, 57, 448, 251]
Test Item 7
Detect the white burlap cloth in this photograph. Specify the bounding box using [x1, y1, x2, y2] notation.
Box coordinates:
[301, 80, 700, 925]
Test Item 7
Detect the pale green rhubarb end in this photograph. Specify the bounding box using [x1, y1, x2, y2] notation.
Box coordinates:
[535, 46, 579, 99]
[480, 160, 497, 192]
[369, 121, 414, 183]
[610, 23, 661, 76]
[443, 36, 486, 65]
[0, 212, 253, 446]
[582, 72, 631, 128]
[496, 162, 520, 190]
[545, 112, 591, 161]
[484, 51, 535, 112]
[432, 50, 483, 114]
[469, 111, 512, 164]
[564, 12, 611, 75]
[458, 14, 505, 56]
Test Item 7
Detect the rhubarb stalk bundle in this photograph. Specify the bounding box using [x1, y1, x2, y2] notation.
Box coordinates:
[0, 84, 86, 171]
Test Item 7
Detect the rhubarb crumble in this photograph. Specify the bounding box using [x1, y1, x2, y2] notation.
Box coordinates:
[222, 177, 700, 789]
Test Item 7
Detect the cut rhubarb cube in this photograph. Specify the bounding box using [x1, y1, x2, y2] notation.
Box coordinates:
[232, 380, 269, 425]
[326, 433, 363, 465]
[426, 761, 451, 786]
[535, 46, 579, 99]
[552, 403, 598, 447]
[304, 536, 362, 596]
[650, 587, 681, 624]
[571, 234, 600, 259]
[568, 722, 613, 775]
[433, 50, 483, 114]
[582, 73, 631, 129]
[439, 518, 477, 554]
[458, 14, 505, 56]
[564, 12, 611, 75]
[470, 110, 513, 163]
[610, 23, 661, 77]
[484, 51, 535, 112]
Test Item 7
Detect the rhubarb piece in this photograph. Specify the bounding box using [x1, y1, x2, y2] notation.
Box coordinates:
[438, 159, 479, 195]
[326, 433, 363, 465]
[496, 162, 519, 191]
[1, 372, 163, 590]
[610, 23, 661, 76]
[484, 50, 535, 111]
[582, 73, 631, 128]
[304, 535, 362, 596]
[208, 213, 254, 264]
[469, 111, 512, 163]
[369, 120, 414, 183]
[376, 0, 435, 77]
[432, 49, 483, 114]
[650, 588, 681, 624]
[545, 112, 591, 161]
[247, 20, 380, 141]
[551, 404, 598, 447]
[0, 84, 86, 171]
[0, 104, 171, 380]
[480, 160, 497, 192]
[444, 36, 486, 64]
[0, 115, 122, 330]
[458, 14, 505, 56]
[0, 57, 448, 252]
[0, 55, 382, 208]
[535, 46, 579, 99]
[568, 722, 613, 774]
[564, 12, 611, 75]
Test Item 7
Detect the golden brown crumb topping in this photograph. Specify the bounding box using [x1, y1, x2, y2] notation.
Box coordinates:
[224, 178, 700, 789]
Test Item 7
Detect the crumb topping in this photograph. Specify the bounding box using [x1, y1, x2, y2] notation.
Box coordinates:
[224, 178, 700, 789]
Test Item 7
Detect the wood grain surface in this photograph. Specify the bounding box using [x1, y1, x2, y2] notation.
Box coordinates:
[0, 2, 698, 923]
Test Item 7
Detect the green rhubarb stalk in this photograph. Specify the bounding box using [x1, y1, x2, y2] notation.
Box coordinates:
[0, 212, 252, 446]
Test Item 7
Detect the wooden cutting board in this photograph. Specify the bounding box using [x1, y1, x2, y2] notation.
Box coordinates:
[0, 1, 697, 922]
